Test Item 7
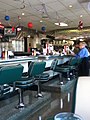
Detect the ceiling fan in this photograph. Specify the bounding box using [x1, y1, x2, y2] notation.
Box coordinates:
[20, 0, 25, 9]
[41, 4, 49, 19]
[14, 0, 25, 9]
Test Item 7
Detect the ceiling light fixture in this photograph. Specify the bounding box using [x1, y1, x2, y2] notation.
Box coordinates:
[55, 22, 68, 26]
[55, 22, 59, 26]
[41, 4, 49, 19]
[69, 5, 73, 8]
[22, 12, 25, 15]
[40, 20, 43, 23]
[80, 15, 83, 17]
[60, 22, 68, 26]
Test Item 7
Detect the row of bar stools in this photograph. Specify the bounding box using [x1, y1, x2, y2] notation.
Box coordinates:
[0, 61, 47, 109]
[15, 61, 46, 108]
[53, 57, 82, 85]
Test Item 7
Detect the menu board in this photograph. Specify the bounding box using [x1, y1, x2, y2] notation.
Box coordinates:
[4, 27, 16, 36]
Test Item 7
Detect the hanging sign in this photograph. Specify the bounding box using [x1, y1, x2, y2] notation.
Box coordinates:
[78, 20, 83, 30]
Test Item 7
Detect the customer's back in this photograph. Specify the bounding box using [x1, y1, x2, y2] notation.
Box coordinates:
[77, 42, 89, 76]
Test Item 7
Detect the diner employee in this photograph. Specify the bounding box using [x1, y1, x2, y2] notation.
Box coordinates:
[28, 43, 31, 53]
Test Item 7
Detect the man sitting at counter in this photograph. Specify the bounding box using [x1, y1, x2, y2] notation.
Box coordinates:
[70, 41, 90, 76]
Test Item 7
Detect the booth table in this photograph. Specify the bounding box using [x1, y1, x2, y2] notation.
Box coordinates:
[74, 77, 90, 120]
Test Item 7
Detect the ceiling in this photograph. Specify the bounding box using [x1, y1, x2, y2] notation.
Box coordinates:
[0, 0, 90, 32]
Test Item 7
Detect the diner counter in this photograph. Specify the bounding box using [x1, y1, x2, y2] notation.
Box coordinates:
[0, 56, 37, 64]
[0, 55, 71, 72]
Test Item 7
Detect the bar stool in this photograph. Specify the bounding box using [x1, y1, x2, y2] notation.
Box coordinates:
[54, 57, 80, 84]
[15, 61, 46, 108]
[0, 64, 23, 107]
[34, 59, 58, 97]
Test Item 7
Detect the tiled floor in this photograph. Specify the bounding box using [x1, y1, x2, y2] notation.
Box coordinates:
[0, 76, 76, 120]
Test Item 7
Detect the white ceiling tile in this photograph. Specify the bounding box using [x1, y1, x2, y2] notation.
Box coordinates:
[59, 0, 79, 6]
[39, 0, 57, 4]
[0, 0, 89, 31]
[47, 1, 66, 11]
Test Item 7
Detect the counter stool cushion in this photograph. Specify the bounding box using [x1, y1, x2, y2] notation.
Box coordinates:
[55, 66, 70, 73]
[28, 61, 46, 77]
[35, 73, 50, 82]
[15, 77, 35, 88]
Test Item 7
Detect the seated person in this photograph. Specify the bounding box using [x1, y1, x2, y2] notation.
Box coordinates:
[71, 42, 89, 76]
[76, 42, 89, 58]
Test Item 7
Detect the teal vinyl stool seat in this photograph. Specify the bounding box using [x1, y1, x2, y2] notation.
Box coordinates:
[67, 58, 82, 77]
[15, 61, 46, 108]
[0, 64, 23, 85]
[29, 61, 46, 97]
[0, 64, 23, 106]
[60, 57, 78, 69]
[36, 59, 58, 82]
[54, 57, 80, 84]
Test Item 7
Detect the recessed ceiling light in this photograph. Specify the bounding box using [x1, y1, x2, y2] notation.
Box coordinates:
[80, 15, 83, 18]
[55, 22, 59, 25]
[60, 22, 68, 26]
[22, 12, 25, 15]
[55, 22, 68, 26]
[69, 5, 72, 8]
[40, 20, 43, 23]
[14, 0, 20, 1]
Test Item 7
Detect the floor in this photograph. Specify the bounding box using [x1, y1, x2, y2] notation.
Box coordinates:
[0, 76, 76, 120]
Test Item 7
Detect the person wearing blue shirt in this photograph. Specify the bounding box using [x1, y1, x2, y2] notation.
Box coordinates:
[76, 42, 89, 58]
[75, 42, 89, 76]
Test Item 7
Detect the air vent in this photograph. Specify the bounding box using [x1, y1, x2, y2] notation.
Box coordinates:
[78, 0, 90, 3]
[14, 0, 20, 1]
